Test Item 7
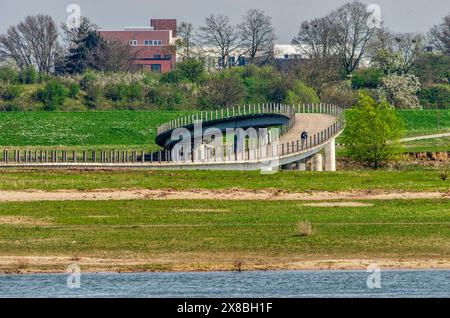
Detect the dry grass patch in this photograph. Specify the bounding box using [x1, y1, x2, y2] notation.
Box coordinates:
[296, 221, 314, 237]
[302, 202, 373, 207]
[0, 216, 52, 226]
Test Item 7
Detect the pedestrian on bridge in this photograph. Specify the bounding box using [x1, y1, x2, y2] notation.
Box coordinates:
[301, 131, 308, 149]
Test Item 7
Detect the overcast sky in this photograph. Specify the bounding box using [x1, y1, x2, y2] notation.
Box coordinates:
[0, 0, 449, 42]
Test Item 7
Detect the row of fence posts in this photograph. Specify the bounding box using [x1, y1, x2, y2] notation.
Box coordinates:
[1, 149, 171, 164]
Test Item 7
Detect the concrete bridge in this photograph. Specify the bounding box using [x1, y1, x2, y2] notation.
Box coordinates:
[0, 103, 344, 171]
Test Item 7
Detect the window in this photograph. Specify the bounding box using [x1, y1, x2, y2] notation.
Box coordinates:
[238, 56, 246, 66]
[129, 40, 137, 46]
[150, 64, 161, 73]
[154, 54, 161, 59]
[144, 40, 162, 46]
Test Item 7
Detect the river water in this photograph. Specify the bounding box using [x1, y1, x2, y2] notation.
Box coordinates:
[0, 270, 448, 298]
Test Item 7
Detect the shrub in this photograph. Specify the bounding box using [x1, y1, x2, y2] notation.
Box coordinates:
[18, 66, 38, 84]
[232, 257, 245, 272]
[67, 82, 80, 98]
[320, 81, 357, 108]
[418, 85, 450, 109]
[105, 82, 129, 102]
[84, 83, 102, 108]
[284, 80, 319, 105]
[351, 68, 384, 89]
[147, 84, 184, 108]
[159, 69, 185, 84]
[80, 70, 97, 90]
[36, 81, 68, 111]
[296, 221, 314, 237]
[198, 75, 245, 109]
[105, 82, 142, 102]
[0, 66, 18, 83]
[1, 84, 22, 100]
[176, 59, 205, 83]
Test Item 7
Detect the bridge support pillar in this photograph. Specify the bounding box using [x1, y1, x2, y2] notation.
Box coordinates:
[297, 160, 307, 171]
[312, 154, 323, 171]
[324, 138, 336, 172]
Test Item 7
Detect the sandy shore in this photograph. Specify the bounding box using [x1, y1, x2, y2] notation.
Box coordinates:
[0, 189, 448, 202]
[1, 255, 449, 274]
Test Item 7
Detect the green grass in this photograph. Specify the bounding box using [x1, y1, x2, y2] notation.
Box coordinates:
[397, 109, 450, 137]
[402, 137, 450, 153]
[0, 110, 448, 150]
[0, 169, 447, 192]
[0, 199, 448, 265]
[0, 111, 192, 149]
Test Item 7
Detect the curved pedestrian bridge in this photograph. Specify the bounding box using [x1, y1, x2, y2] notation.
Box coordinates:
[0, 103, 344, 171]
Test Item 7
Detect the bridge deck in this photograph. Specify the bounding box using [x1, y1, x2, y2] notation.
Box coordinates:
[279, 113, 337, 145]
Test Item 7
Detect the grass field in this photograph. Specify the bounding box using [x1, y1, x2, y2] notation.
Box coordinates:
[0, 169, 447, 192]
[0, 111, 191, 149]
[402, 137, 450, 153]
[0, 110, 448, 150]
[0, 198, 448, 272]
[397, 109, 450, 137]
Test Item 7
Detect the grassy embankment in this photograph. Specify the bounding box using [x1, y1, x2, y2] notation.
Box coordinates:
[0, 109, 448, 152]
[0, 169, 448, 192]
[0, 198, 448, 272]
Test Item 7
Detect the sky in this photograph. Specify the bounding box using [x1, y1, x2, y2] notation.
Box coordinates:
[0, 0, 449, 42]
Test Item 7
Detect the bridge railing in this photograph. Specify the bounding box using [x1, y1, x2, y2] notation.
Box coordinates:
[156, 103, 296, 136]
[169, 117, 344, 164]
[157, 102, 343, 135]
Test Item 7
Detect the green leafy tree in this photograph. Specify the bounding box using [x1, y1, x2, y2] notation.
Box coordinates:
[284, 80, 319, 105]
[344, 92, 404, 168]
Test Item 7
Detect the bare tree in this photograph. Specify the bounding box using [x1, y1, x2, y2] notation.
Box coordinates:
[198, 14, 240, 68]
[292, 16, 340, 91]
[392, 33, 424, 74]
[292, 16, 335, 60]
[0, 15, 58, 73]
[330, 1, 378, 74]
[429, 14, 450, 55]
[176, 22, 195, 60]
[238, 9, 276, 63]
[370, 29, 424, 74]
[91, 38, 140, 72]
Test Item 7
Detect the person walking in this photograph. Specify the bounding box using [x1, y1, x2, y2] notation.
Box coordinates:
[301, 131, 308, 149]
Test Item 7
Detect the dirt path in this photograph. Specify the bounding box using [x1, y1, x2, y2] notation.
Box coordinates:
[401, 132, 450, 142]
[0, 189, 448, 202]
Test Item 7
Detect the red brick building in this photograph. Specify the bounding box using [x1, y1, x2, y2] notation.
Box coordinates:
[99, 19, 177, 73]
